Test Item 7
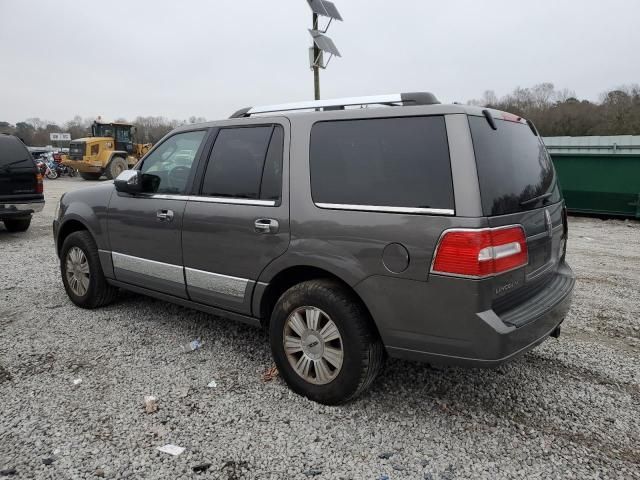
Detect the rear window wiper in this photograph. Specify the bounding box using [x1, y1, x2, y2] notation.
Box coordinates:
[520, 192, 553, 206]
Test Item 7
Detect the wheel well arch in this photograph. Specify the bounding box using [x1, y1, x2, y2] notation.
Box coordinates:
[56, 219, 89, 256]
[257, 266, 379, 336]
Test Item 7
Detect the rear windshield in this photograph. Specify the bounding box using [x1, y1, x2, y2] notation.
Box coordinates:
[469, 116, 561, 216]
[0, 136, 34, 169]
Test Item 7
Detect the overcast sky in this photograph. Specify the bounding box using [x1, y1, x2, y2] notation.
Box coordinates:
[1, 0, 638, 124]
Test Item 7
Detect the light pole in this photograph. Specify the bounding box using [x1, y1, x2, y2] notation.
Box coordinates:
[306, 0, 343, 101]
[313, 12, 321, 100]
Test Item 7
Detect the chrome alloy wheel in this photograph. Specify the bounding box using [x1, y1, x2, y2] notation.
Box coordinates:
[65, 246, 90, 296]
[283, 306, 344, 385]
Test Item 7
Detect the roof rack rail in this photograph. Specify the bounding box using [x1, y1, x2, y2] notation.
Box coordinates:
[229, 92, 439, 118]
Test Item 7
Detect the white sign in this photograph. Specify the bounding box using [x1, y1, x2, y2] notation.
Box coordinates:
[50, 133, 71, 141]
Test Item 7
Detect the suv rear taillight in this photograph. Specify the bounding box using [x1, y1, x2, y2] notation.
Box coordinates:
[431, 226, 528, 278]
[35, 173, 43, 194]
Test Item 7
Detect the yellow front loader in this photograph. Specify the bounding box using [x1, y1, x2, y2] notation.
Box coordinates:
[62, 120, 152, 180]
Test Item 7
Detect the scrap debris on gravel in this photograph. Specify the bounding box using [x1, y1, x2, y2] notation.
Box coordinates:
[1, 178, 638, 479]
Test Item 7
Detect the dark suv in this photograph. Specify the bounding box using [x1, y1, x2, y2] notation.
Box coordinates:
[53, 93, 574, 404]
[1, 134, 44, 232]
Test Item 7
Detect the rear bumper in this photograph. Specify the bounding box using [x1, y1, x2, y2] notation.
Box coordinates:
[0, 200, 45, 218]
[357, 263, 575, 368]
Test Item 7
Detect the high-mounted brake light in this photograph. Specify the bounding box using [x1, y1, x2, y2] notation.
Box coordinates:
[431, 226, 528, 278]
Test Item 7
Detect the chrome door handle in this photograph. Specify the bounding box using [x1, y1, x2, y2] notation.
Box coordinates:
[157, 209, 174, 222]
[254, 218, 279, 234]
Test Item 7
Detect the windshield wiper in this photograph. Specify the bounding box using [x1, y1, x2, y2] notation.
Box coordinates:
[520, 192, 553, 206]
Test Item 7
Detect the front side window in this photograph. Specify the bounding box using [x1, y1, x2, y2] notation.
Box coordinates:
[310, 116, 454, 211]
[200, 125, 284, 202]
[139, 130, 207, 194]
[93, 124, 114, 138]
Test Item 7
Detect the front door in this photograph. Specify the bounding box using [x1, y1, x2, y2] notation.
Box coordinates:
[181, 121, 290, 314]
[107, 129, 209, 298]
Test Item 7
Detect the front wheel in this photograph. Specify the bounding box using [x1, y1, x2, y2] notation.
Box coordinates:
[106, 157, 127, 180]
[269, 279, 385, 405]
[60, 231, 117, 309]
[46, 169, 58, 179]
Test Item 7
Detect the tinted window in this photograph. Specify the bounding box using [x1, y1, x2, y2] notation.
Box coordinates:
[260, 126, 284, 201]
[469, 116, 561, 216]
[310, 116, 454, 210]
[140, 130, 206, 194]
[201, 125, 283, 201]
[0, 136, 33, 168]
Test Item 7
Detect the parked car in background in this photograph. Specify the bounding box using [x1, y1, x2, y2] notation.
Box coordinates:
[0, 134, 44, 232]
[53, 93, 575, 404]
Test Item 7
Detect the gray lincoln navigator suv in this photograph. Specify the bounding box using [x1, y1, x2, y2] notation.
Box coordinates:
[53, 93, 575, 405]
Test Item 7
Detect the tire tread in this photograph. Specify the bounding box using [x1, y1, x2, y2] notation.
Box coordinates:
[271, 278, 385, 404]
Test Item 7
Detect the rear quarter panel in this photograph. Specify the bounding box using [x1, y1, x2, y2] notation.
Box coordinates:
[255, 110, 488, 342]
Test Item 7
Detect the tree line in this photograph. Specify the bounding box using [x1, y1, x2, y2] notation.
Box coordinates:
[468, 83, 640, 136]
[2, 84, 639, 145]
[0, 115, 207, 147]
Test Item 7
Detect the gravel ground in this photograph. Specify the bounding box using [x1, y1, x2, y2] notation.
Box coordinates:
[1, 177, 639, 479]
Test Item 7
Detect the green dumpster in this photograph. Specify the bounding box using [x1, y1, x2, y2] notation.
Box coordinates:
[543, 136, 640, 218]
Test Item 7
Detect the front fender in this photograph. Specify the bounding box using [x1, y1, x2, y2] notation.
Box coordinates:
[56, 183, 115, 252]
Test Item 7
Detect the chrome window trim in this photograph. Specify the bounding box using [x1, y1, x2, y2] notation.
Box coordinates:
[112, 252, 184, 284]
[139, 194, 276, 207]
[315, 203, 454, 216]
[145, 194, 187, 201]
[185, 267, 249, 298]
[188, 196, 276, 207]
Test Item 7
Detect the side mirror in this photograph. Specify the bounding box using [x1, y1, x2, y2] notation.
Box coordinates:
[114, 170, 142, 194]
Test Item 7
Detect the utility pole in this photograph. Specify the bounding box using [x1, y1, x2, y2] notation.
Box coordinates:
[313, 12, 321, 100]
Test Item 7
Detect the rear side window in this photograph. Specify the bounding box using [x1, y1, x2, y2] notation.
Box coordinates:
[0, 136, 33, 169]
[201, 125, 284, 201]
[469, 116, 561, 216]
[310, 116, 454, 211]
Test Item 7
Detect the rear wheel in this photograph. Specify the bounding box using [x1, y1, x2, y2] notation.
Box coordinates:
[80, 172, 102, 181]
[269, 279, 385, 405]
[106, 157, 127, 180]
[3, 217, 31, 232]
[60, 231, 117, 309]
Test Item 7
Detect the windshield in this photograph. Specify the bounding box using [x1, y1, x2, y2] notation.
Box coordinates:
[92, 123, 115, 138]
[469, 116, 561, 216]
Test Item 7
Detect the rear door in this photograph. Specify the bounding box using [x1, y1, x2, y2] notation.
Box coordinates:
[0, 136, 39, 202]
[468, 113, 564, 301]
[181, 121, 290, 314]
